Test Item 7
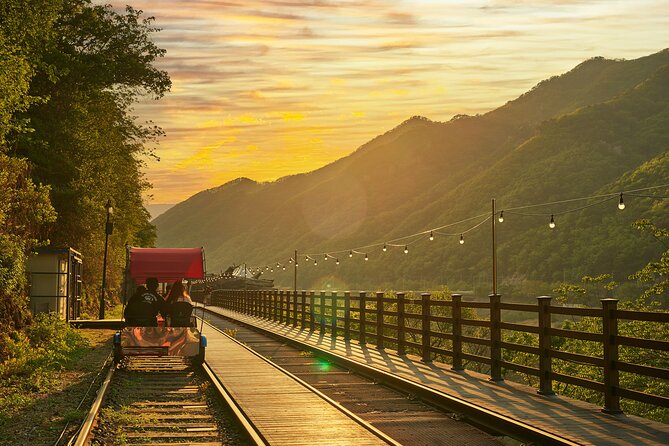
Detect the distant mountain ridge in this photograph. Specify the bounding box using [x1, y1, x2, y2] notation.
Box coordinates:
[155, 49, 669, 292]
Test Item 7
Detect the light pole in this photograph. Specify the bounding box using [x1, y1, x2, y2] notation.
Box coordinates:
[99, 199, 113, 320]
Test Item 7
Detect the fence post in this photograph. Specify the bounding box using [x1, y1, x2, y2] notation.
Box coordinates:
[292, 291, 298, 328]
[602, 298, 622, 414]
[272, 290, 279, 322]
[397, 292, 406, 355]
[537, 296, 554, 395]
[489, 293, 503, 381]
[359, 292, 367, 345]
[331, 292, 338, 338]
[300, 291, 307, 329]
[309, 291, 316, 331]
[421, 293, 432, 362]
[263, 290, 269, 319]
[285, 290, 291, 325]
[376, 292, 384, 349]
[344, 291, 351, 340]
[451, 294, 463, 370]
[319, 291, 326, 333]
[279, 290, 285, 324]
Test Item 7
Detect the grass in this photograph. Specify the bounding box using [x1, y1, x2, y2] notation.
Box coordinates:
[0, 314, 114, 445]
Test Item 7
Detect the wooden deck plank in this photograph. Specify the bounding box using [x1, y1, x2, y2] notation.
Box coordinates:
[204, 326, 389, 445]
[205, 306, 669, 446]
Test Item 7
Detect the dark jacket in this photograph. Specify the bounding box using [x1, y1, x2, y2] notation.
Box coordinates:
[124, 290, 164, 326]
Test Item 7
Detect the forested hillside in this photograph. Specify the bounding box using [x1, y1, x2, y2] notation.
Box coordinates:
[156, 50, 669, 297]
[0, 0, 167, 333]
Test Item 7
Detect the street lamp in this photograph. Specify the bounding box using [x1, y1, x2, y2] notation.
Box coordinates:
[99, 199, 113, 319]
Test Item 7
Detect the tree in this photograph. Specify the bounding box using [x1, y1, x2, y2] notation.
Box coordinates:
[8, 0, 169, 314]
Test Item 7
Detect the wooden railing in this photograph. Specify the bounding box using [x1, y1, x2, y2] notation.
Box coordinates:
[192, 288, 669, 414]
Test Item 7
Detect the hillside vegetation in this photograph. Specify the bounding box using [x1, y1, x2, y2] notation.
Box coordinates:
[156, 50, 669, 298]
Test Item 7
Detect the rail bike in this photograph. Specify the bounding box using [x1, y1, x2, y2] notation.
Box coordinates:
[113, 247, 208, 366]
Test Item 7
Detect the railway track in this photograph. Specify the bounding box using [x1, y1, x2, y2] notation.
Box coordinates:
[200, 311, 506, 446]
[78, 356, 250, 445]
[76, 322, 415, 445]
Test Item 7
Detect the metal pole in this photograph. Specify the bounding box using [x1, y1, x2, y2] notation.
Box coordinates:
[492, 198, 497, 296]
[99, 211, 111, 320]
[293, 249, 298, 293]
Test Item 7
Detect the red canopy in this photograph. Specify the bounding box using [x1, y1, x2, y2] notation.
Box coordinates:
[128, 247, 205, 282]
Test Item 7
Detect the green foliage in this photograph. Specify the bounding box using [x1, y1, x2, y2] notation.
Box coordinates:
[629, 219, 669, 301]
[1, 0, 169, 325]
[0, 313, 88, 425]
[0, 154, 55, 331]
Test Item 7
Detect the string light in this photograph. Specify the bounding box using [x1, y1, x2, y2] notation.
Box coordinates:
[404, 245, 409, 254]
[459, 234, 464, 244]
[336, 258, 340, 265]
[282, 266, 286, 271]
[314, 259, 318, 266]
[252, 184, 669, 273]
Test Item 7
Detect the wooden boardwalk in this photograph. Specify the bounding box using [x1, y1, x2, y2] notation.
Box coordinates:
[204, 323, 394, 445]
[202, 306, 669, 446]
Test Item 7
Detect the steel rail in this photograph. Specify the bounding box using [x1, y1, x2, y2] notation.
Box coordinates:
[202, 307, 580, 446]
[73, 365, 114, 446]
[201, 361, 267, 446]
[200, 318, 402, 446]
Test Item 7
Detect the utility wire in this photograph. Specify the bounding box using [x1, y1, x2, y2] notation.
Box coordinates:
[254, 182, 669, 270]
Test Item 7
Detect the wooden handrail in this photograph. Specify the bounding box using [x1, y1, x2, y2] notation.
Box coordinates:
[195, 288, 669, 414]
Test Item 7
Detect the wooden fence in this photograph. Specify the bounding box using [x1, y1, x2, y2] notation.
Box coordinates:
[192, 288, 669, 414]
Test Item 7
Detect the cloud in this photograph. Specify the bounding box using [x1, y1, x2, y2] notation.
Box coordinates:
[105, 0, 669, 203]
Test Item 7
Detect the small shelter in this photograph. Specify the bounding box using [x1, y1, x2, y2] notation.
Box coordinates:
[27, 248, 83, 321]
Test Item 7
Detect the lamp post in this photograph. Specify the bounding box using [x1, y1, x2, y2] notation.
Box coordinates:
[99, 199, 113, 320]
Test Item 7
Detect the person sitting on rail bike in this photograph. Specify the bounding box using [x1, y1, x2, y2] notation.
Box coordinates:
[165, 279, 194, 327]
[123, 277, 165, 326]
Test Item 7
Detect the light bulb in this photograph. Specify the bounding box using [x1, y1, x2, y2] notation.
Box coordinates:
[289, 258, 293, 264]
[429, 231, 434, 241]
[364, 253, 368, 261]
[383, 244, 387, 252]
[618, 193, 625, 210]
[404, 245, 408, 254]
[459, 234, 464, 244]
[549, 214, 556, 229]
[295, 263, 298, 268]
[314, 260, 318, 266]
[498, 211, 504, 223]
[306, 256, 309, 262]
[324, 254, 328, 261]
[270, 268, 273, 272]
[335, 258, 340, 265]
[349, 250, 353, 258]
[282, 266, 286, 271]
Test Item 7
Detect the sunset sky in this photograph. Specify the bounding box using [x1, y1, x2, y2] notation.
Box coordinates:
[110, 0, 669, 204]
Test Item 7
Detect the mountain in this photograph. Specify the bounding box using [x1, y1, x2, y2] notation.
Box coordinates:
[155, 49, 669, 295]
[146, 203, 175, 220]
